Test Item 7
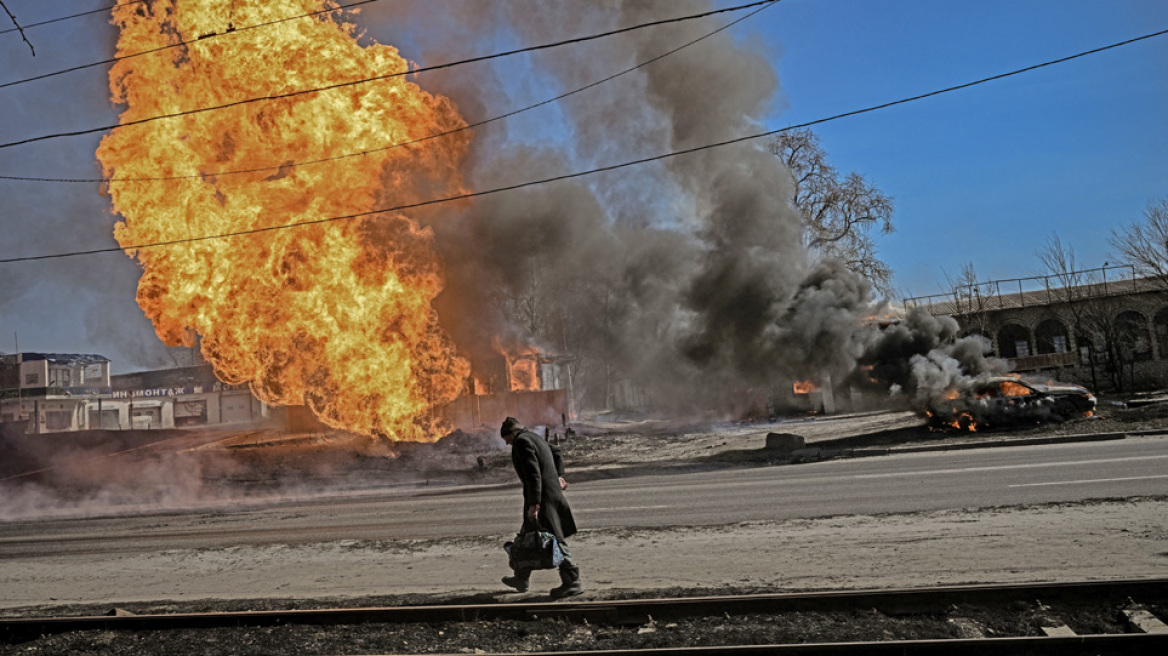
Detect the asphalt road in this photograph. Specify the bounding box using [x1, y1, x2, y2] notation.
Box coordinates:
[2, 436, 1165, 559]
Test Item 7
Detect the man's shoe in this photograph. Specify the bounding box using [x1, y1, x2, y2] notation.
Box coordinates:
[551, 564, 582, 599]
[501, 575, 529, 592]
[549, 581, 583, 599]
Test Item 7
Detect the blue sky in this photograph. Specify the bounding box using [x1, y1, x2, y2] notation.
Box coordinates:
[752, 0, 1168, 298]
[0, 0, 1165, 368]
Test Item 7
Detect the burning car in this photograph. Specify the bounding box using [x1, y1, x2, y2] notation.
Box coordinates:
[927, 377, 1096, 431]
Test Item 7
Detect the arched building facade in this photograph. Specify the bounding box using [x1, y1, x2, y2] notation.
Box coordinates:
[905, 268, 1168, 392]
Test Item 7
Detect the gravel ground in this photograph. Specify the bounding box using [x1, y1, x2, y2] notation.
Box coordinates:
[1, 592, 1157, 655]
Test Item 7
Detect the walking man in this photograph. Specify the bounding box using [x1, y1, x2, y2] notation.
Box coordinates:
[499, 416, 583, 599]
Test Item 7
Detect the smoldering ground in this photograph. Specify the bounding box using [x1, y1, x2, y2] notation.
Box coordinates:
[0, 426, 510, 521]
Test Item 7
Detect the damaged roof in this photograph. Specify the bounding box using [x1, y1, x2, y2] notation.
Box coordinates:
[3, 352, 111, 364]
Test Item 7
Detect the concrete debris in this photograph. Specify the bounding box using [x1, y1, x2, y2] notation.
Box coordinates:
[1040, 625, 1077, 636]
[1124, 609, 1168, 634]
[764, 432, 805, 453]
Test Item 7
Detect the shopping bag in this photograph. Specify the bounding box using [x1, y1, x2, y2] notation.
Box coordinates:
[504, 529, 564, 571]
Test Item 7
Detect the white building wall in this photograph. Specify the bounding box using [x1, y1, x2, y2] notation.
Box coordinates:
[4, 388, 270, 434]
[19, 360, 48, 389]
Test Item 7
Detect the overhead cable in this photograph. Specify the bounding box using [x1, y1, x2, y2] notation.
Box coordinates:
[0, 0, 779, 151]
[0, 1, 781, 184]
[1, 25, 1165, 265]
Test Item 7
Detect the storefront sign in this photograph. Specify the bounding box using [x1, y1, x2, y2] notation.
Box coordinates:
[109, 386, 197, 399]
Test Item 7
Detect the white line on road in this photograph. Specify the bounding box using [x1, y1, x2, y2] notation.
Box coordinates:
[841, 454, 1168, 481]
[578, 505, 670, 513]
[1008, 474, 1168, 488]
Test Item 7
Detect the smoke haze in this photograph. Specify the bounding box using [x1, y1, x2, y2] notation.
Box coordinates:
[365, 1, 915, 411]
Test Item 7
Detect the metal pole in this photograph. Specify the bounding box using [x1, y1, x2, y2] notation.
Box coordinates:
[14, 332, 21, 421]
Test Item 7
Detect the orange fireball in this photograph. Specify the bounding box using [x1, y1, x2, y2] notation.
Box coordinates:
[792, 380, 817, 394]
[97, 0, 471, 440]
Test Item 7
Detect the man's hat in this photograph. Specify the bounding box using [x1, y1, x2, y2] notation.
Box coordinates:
[500, 416, 523, 437]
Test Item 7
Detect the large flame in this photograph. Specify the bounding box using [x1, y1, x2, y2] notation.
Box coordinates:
[495, 338, 541, 392]
[997, 380, 1032, 397]
[96, 0, 471, 440]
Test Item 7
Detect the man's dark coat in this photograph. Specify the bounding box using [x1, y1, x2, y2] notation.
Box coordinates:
[510, 429, 577, 540]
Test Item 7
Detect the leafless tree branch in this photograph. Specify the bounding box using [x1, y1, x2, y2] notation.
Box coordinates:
[1110, 196, 1168, 289]
[0, 0, 35, 56]
[768, 128, 895, 296]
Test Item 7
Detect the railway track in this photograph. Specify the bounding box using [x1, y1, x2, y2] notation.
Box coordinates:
[3, 578, 1167, 654]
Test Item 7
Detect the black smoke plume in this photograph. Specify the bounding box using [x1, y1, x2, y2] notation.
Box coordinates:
[363, 0, 1000, 414]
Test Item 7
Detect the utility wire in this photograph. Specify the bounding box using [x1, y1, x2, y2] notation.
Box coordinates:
[1, 25, 1165, 265]
[0, 0, 781, 184]
[0, 0, 35, 55]
[0, 0, 386, 91]
[0, 0, 148, 36]
[0, 0, 778, 151]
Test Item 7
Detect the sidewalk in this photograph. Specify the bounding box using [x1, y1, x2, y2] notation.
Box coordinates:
[2, 498, 1165, 613]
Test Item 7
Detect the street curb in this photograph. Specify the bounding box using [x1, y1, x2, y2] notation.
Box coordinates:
[887, 431, 1129, 455]
[783, 431, 1138, 463]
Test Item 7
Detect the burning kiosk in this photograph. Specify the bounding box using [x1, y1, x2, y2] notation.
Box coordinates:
[435, 352, 573, 433]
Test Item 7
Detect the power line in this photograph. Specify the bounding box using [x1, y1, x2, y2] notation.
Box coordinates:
[1, 25, 1165, 266]
[0, 1, 148, 36]
[0, 1, 781, 184]
[0, 0, 387, 92]
[0, 0, 779, 151]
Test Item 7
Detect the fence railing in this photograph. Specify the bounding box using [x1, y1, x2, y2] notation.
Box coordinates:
[903, 265, 1148, 316]
[1009, 351, 1079, 372]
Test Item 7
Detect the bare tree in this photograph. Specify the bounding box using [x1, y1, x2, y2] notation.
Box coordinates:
[1110, 196, 1168, 288]
[941, 261, 993, 336]
[768, 128, 895, 295]
[1036, 235, 1134, 391]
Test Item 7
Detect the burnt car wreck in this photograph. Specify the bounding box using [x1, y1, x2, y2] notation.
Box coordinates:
[927, 376, 1097, 431]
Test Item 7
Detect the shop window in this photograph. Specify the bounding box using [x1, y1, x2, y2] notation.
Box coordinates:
[45, 411, 72, 430]
[88, 409, 120, 430]
[175, 399, 208, 427]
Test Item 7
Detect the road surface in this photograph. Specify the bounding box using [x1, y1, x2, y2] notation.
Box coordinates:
[3, 436, 1165, 554]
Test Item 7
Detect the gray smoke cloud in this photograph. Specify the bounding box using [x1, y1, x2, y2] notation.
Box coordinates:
[364, 0, 922, 412]
[857, 309, 1010, 411]
[398, 0, 1013, 416]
